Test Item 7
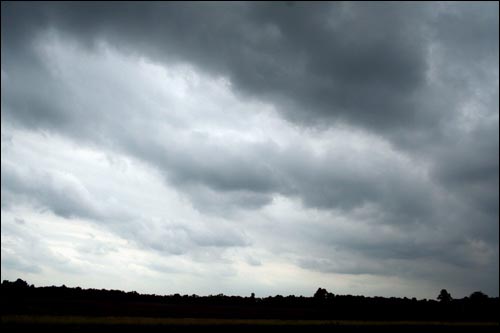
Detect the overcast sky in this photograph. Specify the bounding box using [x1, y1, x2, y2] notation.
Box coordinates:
[1, 2, 498, 299]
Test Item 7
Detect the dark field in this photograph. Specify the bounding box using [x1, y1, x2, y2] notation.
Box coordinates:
[2, 315, 499, 333]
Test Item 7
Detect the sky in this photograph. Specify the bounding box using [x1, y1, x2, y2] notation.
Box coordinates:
[1, 2, 498, 299]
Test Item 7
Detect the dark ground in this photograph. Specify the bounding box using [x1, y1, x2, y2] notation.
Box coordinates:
[2, 316, 498, 333]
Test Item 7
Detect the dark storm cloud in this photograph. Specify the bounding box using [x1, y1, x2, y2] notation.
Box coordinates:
[433, 122, 499, 218]
[0, 0, 496, 230]
[431, 1, 499, 65]
[2, 1, 497, 158]
[2, 43, 434, 221]
[2, 1, 497, 192]
[429, 121, 499, 246]
[122, 127, 436, 222]
[1, 57, 72, 130]
[0, 2, 443, 134]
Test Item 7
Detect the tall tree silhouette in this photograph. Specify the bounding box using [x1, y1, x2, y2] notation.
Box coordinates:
[314, 287, 328, 300]
[437, 289, 452, 303]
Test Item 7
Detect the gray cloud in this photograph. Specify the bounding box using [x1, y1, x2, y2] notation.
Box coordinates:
[1, 32, 435, 220]
[1, 256, 42, 274]
[130, 218, 250, 255]
[1, 216, 82, 275]
[432, 121, 499, 221]
[1, 161, 103, 220]
[1, 2, 498, 297]
[0, 159, 249, 256]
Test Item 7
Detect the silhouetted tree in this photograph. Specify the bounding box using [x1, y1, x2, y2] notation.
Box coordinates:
[470, 291, 488, 302]
[437, 289, 452, 303]
[10, 279, 29, 288]
[314, 287, 328, 300]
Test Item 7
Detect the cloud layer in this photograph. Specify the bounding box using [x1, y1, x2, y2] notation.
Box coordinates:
[1, 2, 498, 298]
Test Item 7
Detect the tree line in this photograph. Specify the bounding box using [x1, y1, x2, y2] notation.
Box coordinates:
[1, 279, 498, 321]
